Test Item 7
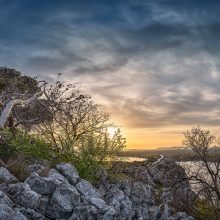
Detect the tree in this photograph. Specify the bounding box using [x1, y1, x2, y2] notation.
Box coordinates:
[182, 127, 220, 220]
[32, 79, 126, 169]
[0, 67, 51, 130]
[0, 67, 126, 180]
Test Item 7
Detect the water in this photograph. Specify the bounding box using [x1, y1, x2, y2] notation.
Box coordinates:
[119, 156, 146, 162]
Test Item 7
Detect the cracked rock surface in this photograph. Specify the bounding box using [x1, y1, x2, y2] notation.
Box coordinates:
[0, 158, 195, 220]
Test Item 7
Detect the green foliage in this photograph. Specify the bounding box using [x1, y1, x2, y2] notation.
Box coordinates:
[73, 129, 126, 181]
[0, 126, 126, 182]
[0, 140, 14, 160]
[0, 67, 39, 95]
[0, 128, 54, 162]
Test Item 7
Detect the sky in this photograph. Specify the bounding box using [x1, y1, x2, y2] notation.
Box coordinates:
[1, 0, 220, 148]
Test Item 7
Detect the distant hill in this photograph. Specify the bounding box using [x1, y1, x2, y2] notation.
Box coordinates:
[156, 146, 184, 150]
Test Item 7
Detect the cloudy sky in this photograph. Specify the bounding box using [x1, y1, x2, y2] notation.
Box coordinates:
[1, 0, 220, 148]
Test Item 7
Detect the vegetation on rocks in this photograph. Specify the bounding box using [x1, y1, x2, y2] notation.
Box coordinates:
[0, 67, 125, 182]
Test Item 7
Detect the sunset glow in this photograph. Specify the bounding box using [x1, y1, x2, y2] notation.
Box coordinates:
[107, 126, 118, 138]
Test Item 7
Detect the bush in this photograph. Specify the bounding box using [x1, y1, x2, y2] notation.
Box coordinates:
[0, 127, 126, 182]
[0, 128, 54, 162]
[73, 129, 125, 182]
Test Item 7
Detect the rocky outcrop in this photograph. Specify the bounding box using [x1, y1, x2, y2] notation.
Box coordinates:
[0, 158, 195, 220]
[110, 157, 194, 208]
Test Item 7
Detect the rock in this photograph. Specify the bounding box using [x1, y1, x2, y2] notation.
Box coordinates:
[102, 206, 116, 220]
[3, 182, 41, 209]
[17, 207, 46, 220]
[155, 203, 174, 220]
[103, 183, 134, 219]
[174, 212, 195, 220]
[0, 191, 28, 220]
[129, 182, 155, 206]
[88, 197, 108, 210]
[0, 205, 28, 220]
[46, 168, 69, 185]
[162, 189, 173, 204]
[110, 161, 155, 186]
[46, 183, 80, 219]
[0, 189, 14, 207]
[148, 206, 160, 220]
[38, 196, 50, 213]
[75, 179, 101, 198]
[135, 207, 150, 220]
[0, 167, 18, 183]
[70, 204, 98, 220]
[25, 169, 68, 200]
[148, 158, 194, 208]
[119, 197, 133, 219]
[25, 172, 57, 196]
[56, 163, 80, 185]
[148, 158, 187, 187]
[25, 164, 46, 175]
[104, 184, 126, 212]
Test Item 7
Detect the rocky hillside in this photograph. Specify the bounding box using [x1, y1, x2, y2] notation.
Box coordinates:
[0, 157, 195, 220]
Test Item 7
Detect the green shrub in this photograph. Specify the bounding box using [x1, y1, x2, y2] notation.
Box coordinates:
[72, 130, 125, 182]
[0, 128, 54, 162]
[0, 127, 125, 182]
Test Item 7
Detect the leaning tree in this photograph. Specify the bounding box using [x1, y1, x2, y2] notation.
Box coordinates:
[0, 67, 51, 130]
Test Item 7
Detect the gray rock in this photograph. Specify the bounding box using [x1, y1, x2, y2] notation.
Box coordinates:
[135, 207, 150, 220]
[155, 203, 174, 220]
[56, 163, 80, 185]
[17, 207, 46, 220]
[104, 184, 126, 213]
[0, 204, 28, 220]
[0, 167, 18, 183]
[88, 197, 108, 210]
[70, 203, 98, 220]
[4, 182, 41, 209]
[46, 183, 80, 219]
[102, 184, 134, 219]
[129, 182, 155, 206]
[148, 206, 160, 220]
[102, 206, 116, 220]
[25, 172, 58, 196]
[174, 212, 195, 220]
[119, 197, 133, 219]
[75, 179, 101, 198]
[38, 196, 50, 213]
[26, 164, 46, 175]
[162, 189, 173, 204]
[46, 168, 69, 185]
[110, 161, 155, 186]
[148, 158, 194, 208]
[148, 158, 185, 187]
[0, 189, 14, 207]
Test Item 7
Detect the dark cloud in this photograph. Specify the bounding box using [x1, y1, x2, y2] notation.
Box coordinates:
[1, 0, 220, 131]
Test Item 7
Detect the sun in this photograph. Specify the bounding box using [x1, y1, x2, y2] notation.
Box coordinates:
[107, 126, 118, 138]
